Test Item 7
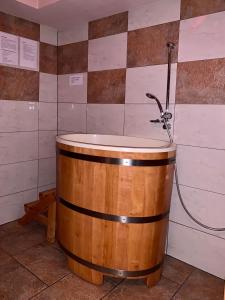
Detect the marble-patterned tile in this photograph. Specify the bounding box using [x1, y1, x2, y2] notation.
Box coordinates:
[0, 11, 40, 40]
[127, 21, 179, 68]
[0, 265, 46, 300]
[58, 103, 86, 132]
[40, 24, 58, 45]
[181, 0, 225, 19]
[39, 73, 57, 102]
[105, 277, 179, 300]
[174, 105, 225, 148]
[88, 69, 126, 104]
[0, 131, 38, 164]
[38, 157, 56, 187]
[126, 64, 177, 103]
[170, 184, 225, 239]
[58, 73, 87, 103]
[87, 104, 124, 135]
[40, 42, 57, 75]
[89, 12, 128, 39]
[32, 273, 117, 300]
[174, 269, 224, 300]
[0, 248, 14, 266]
[39, 131, 57, 159]
[0, 253, 20, 276]
[0, 189, 37, 225]
[39, 102, 57, 130]
[129, 0, 181, 30]
[124, 104, 174, 141]
[0, 220, 43, 237]
[58, 41, 88, 74]
[176, 59, 225, 104]
[179, 11, 225, 62]
[0, 100, 38, 132]
[163, 255, 194, 285]
[58, 23, 88, 45]
[15, 243, 70, 285]
[0, 160, 38, 196]
[0, 225, 45, 255]
[88, 33, 127, 71]
[167, 222, 225, 279]
[0, 66, 39, 101]
[176, 145, 225, 194]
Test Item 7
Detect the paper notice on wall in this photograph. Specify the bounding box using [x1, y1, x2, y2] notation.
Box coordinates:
[20, 37, 38, 70]
[69, 74, 84, 86]
[0, 32, 19, 66]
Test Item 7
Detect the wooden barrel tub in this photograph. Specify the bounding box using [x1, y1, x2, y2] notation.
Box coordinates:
[56, 134, 176, 287]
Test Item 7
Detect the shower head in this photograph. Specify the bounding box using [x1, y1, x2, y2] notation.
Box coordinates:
[146, 93, 164, 115]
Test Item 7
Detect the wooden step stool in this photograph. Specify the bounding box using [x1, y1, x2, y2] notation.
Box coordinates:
[19, 188, 56, 243]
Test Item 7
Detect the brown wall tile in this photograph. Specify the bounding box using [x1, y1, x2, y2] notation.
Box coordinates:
[89, 12, 128, 39]
[0, 12, 40, 40]
[181, 0, 225, 19]
[40, 42, 57, 74]
[0, 66, 39, 101]
[127, 21, 179, 68]
[58, 41, 88, 75]
[176, 59, 225, 104]
[88, 69, 126, 104]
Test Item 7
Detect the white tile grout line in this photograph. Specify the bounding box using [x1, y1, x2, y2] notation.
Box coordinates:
[169, 220, 225, 241]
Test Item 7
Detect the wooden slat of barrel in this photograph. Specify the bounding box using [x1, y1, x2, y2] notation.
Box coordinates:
[57, 143, 175, 287]
[58, 155, 174, 217]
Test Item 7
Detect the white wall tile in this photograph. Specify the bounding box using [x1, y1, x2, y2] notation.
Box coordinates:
[58, 103, 86, 132]
[179, 11, 225, 62]
[58, 23, 88, 45]
[174, 105, 225, 149]
[176, 145, 225, 194]
[128, 0, 181, 30]
[39, 102, 57, 130]
[88, 33, 127, 71]
[40, 24, 58, 46]
[38, 157, 56, 187]
[0, 189, 37, 225]
[167, 221, 225, 279]
[0, 160, 38, 196]
[170, 184, 225, 239]
[58, 73, 87, 103]
[0, 132, 38, 164]
[39, 73, 57, 102]
[124, 104, 174, 140]
[0, 101, 38, 132]
[39, 131, 57, 159]
[38, 183, 56, 194]
[126, 64, 177, 103]
[87, 104, 124, 135]
[57, 130, 74, 136]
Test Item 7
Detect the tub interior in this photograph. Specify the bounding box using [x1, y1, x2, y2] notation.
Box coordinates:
[57, 134, 176, 153]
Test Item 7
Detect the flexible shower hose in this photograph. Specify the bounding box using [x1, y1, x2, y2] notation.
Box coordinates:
[163, 119, 225, 232]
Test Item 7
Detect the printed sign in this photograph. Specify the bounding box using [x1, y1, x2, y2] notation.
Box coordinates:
[20, 37, 38, 70]
[0, 32, 19, 66]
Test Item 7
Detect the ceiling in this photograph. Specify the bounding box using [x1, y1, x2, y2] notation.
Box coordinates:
[0, 0, 151, 31]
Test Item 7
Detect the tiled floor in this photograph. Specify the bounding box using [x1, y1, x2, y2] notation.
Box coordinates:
[0, 221, 224, 300]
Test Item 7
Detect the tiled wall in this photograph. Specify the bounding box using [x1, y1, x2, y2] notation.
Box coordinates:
[0, 12, 57, 224]
[58, 0, 225, 279]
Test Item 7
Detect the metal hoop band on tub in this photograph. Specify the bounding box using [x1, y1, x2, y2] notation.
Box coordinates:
[59, 241, 163, 278]
[59, 198, 169, 224]
[58, 149, 175, 167]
